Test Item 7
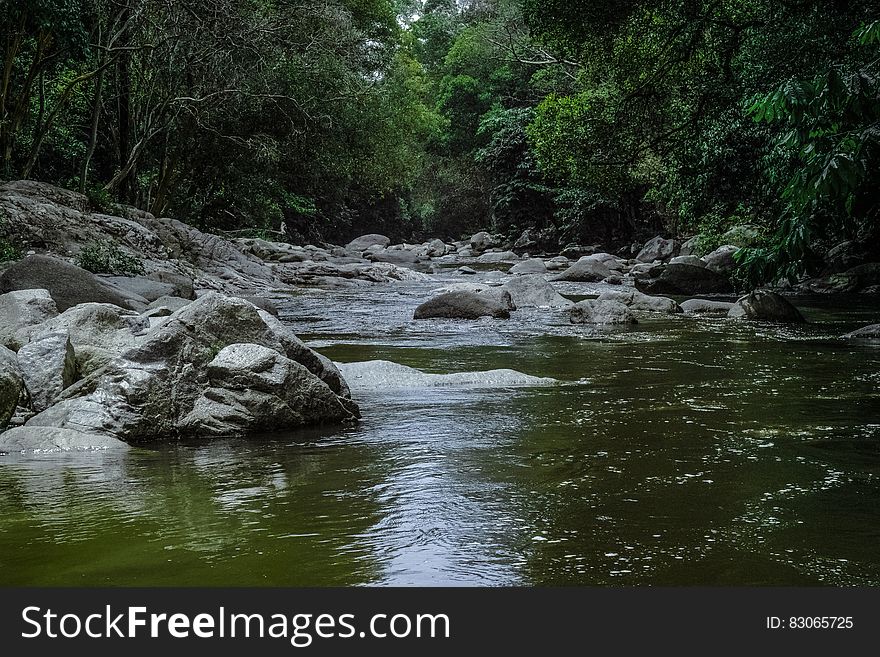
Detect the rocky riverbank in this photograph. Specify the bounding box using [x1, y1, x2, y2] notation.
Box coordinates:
[1, 180, 878, 452]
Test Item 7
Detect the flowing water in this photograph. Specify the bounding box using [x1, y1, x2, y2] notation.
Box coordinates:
[1, 273, 879, 586]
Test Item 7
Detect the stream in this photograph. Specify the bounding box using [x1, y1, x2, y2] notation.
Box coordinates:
[1, 272, 879, 586]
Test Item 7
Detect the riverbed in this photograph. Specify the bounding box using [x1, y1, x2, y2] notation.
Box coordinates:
[1, 274, 878, 586]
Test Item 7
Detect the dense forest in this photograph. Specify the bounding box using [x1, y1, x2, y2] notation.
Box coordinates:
[1, 0, 878, 285]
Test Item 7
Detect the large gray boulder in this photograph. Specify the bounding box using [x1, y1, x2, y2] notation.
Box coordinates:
[502, 275, 572, 308]
[469, 231, 500, 253]
[103, 275, 178, 302]
[25, 293, 358, 440]
[702, 245, 740, 275]
[597, 289, 681, 314]
[728, 290, 805, 323]
[636, 236, 678, 263]
[669, 255, 706, 268]
[680, 299, 735, 315]
[0, 288, 58, 350]
[843, 324, 880, 339]
[568, 299, 637, 325]
[551, 255, 615, 282]
[179, 344, 357, 437]
[16, 332, 77, 412]
[509, 259, 548, 275]
[0, 426, 129, 452]
[346, 234, 391, 252]
[0, 345, 24, 429]
[0, 255, 147, 311]
[414, 291, 511, 320]
[476, 250, 518, 264]
[433, 283, 516, 310]
[637, 264, 734, 295]
[366, 248, 420, 267]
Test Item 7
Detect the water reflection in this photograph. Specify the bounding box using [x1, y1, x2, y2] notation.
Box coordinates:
[1, 276, 879, 586]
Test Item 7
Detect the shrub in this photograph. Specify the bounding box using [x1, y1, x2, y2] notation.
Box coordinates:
[75, 240, 145, 276]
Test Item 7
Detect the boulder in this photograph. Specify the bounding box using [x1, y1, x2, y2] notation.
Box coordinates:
[509, 259, 548, 275]
[25, 293, 358, 440]
[235, 295, 278, 317]
[147, 295, 192, 313]
[178, 344, 358, 438]
[0, 345, 24, 429]
[636, 236, 678, 263]
[103, 275, 178, 302]
[337, 360, 556, 391]
[0, 426, 129, 452]
[456, 266, 477, 275]
[728, 290, 805, 323]
[502, 275, 572, 308]
[669, 255, 706, 268]
[637, 264, 734, 295]
[679, 236, 701, 257]
[843, 324, 880, 339]
[0, 288, 58, 350]
[16, 332, 77, 412]
[550, 255, 615, 282]
[414, 291, 511, 320]
[477, 250, 518, 264]
[513, 229, 538, 252]
[366, 248, 421, 267]
[0, 255, 147, 312]
[702, 245, 740, 275]
[597, 289, 680, 314]
[680, 299, 735, 315]
[145, 270, 195, 299]
[424, 239, 448, 257]
[469, 231, 499, 253]
[433, 283, 516, 310]
[720, 225, 761, 247]
[568, 299, 637, 325]
[346, 234, 391, 252]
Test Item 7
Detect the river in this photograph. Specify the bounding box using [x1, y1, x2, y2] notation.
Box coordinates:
[1, 272, 879, 586]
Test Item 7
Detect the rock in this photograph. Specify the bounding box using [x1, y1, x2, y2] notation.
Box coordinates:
[477, 250, 518, 263]
[424, 239, 448, 257]
[456, 266, 477, 275]
[145, 270, 195, 299]
[103, 275, 178, 302]
[636, 236, 678, 263]
[513, 229, 537, 252]
[560, 244, 595, 259]
[346, 234, 391, 252]
[0, 289, 58, 350]
[637, 264, 734, 295]
[457, 246, 476, 258]
[669, 255, 706, 268]
[597, 289, 681, 314]
[0, 426, 129, 452]
[469, 231, 499, 253]
[679, 236, 701, 257]
[16, 332, 77, 412]
[728, 290, 805, 323]
[702, 245, 740, 275]
[0, 255, 147, 312]
[433, 283, 516, 310]
[843, 324, 880, 339]
[550, 255, 615, 282]
[602, 275, 623, 285]
[178, 344, 358, 438]
[36, 303, 149, 376]
[843, 263, 880, 290]
[336, 360, 556, 391]
[0, 345, 24, 429]
[502, 275, 572, 308]
[365, 248, 421, 267]
[545, 256, 569, 271]
[680, 299, 735, 315]
[568, 299, 637, 325]
[235, 295, 278, 317]
[720, 225, 761, 247]
[147, 295, 192, 313]
[414, 291, 511, 320]
[25, 293, 358, 440]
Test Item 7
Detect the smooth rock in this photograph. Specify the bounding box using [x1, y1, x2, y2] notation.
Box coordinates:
[477, 250, 518, 264]
[597, 289, 681, 313]
[503, 275, 572, 308]
[346, 234, 391, 252]
[509, 259, 548, 275]
[336, 360, 556, 390]
[728, 290, 805, 323]
[16, 332, 76, 412]
[0, 288, 58, 350]
[680, 299, 735, 315]
[843, 324, 880, 339]
[0, 255, 146, 311]
[669, 255, 706, 268]
[568, 299, 637, 325]
[146, 295, 192, 313]
[551, 255, 615, 282]
[637, 264, 734, 295]
[469, 231, 499, 253]
[702, 245, 740, 275]
[414, 291, 511, 320]
[0, 345, 24, 429]
[636, 236, 678, 263]
[103, 275, 177, 302]
[0, 426, 129, 452]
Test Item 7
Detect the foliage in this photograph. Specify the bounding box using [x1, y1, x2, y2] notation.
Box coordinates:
[75, 239, 145, 276]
